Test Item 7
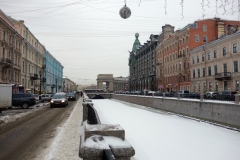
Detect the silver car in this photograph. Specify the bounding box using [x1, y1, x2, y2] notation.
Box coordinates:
[50, 93, 68, 108]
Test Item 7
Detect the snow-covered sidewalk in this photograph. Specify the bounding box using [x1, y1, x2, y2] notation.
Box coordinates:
[44, 98, 83, 160]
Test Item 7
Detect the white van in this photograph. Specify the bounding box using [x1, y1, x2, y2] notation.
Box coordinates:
[0, 84, 12, 112]
[40, 94, 51, 102]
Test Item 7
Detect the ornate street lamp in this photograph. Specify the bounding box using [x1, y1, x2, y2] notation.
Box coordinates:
[119, 1, 131, 19]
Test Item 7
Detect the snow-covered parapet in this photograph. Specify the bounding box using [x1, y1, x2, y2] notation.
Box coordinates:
[79, 123, 135, 160]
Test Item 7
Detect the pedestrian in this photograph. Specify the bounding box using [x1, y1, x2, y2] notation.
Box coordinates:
[80, 91, 83, 97]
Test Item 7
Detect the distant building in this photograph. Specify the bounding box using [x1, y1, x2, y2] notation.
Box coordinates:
[190, 30, 240, 92]
[44, 51, 64, 94]
[62, 77, 76, 92]
[96, 74, 129, 92]
[129, 25, 174, 91]
[156, 18, 240, 92]
[0, 10, 24, 92]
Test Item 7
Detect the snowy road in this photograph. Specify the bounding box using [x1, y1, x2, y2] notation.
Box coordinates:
[93, 99, 240, 160]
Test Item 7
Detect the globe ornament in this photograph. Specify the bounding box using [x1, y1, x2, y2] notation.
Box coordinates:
[119, 5, 131, 19]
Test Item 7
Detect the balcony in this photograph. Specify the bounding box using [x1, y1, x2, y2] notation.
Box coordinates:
[149, 71, 156, 77]
[178, 54, 186, 60]
[215, 72, 231, 80]
[156, 63, 162, 66]
[30, 73, 38, 80]
[1, 58, 12, 66]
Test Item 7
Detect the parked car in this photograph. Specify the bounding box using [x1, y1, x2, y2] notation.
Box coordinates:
[66, 92, 76, 101]
[204, 92, 217, 99]
[33, 94, 40, 102]
[174, 90, 190, 98]
[50, 92, 68, 108]
[40, 94, 51, 102]
[12, 93, 36, 109]
[215, 91, 238, 101]
[155, 91, 164, 96]
[188, 92, 200, 99]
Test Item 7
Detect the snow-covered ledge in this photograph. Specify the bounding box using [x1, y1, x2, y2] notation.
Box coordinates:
[79, 123, 135, 160]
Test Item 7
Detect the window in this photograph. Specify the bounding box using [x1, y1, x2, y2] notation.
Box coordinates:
[193, 70, 195, 78]
[207, 52, 210, 60]
[197, 69, 200, 77]
[234, 61, 238, 72]
[192, 58, 195, 64]
[203, 35, 207, 42]
[202, 54, 204, 61]
[202, 68, 205, 77]
[195, 35, 199, 42]
[197, 56, 199, 63]
[214, 50, 217, 58]
[192, 23, 198, 28]
[203, 24, 207, 31]
[233, 44, 237, 53]
[214, 65, 218, 75]
[224, 81, 228, 90]
[236, 80, 239, 91]
[223, 47, 226, 56]
[23, 61, 24, 72]
[186, 36, 189, 42]
[208, 66, 211, 76]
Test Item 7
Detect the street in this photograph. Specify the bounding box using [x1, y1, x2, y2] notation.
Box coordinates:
[0, 95, 80, 160]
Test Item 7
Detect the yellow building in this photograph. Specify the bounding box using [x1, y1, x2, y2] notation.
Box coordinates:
[190, 30, 240, 93]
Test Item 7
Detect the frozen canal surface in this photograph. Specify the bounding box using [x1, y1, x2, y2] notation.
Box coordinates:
[92, 99, 240, 160]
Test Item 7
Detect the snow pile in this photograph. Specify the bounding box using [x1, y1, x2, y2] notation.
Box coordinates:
[86, 124, 123, 131]
[83, 135, 110, 149]
[0, 103, 48, 124]
[92, 99, 240, 160]
[104, 136, 131, 148]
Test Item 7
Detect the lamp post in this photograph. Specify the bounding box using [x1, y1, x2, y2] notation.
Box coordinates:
[39, 70, 42, 95]
[63, 80, 65, 92]
[55, 78, 58, 93]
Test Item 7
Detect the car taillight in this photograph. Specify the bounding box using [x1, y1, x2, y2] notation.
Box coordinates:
[33, 97, 36, 100]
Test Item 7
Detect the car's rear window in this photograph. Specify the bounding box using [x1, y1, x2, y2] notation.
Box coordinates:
[53, 95, 65, 98]
[13, 94, 22, 98]
[23, 94, 32, 97]
[230, 92, 237, 94]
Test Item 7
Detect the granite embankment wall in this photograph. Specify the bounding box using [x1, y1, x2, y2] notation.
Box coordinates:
[112, 94, 240, 129]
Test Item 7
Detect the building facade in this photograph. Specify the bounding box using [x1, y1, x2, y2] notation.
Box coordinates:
[62, 77, 76, 92]
[128, 33, 158, 91]
[44, 51, 64, 94]
[10, 18, 46, 94]
[156, 18, 240, 92]
[0, 10, 23, 91]
[190, 31, 240, 92]
[96, 74, 129, 92]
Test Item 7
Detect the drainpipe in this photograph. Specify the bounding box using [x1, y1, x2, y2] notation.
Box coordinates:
[202, 44, 207, 93]
[12, 32, 18, 84]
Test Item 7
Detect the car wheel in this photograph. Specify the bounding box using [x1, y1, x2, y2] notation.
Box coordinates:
[21, 102, 29, 109]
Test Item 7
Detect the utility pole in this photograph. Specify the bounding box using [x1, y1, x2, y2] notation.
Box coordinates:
[56, 78, 58, 93]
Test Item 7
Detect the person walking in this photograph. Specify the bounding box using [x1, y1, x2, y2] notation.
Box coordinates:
[80, 91, 83, 97]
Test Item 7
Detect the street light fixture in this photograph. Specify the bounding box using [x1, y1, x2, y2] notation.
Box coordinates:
[55, 78, 58, 93]
[39, 69, 43, 95]
[63, 80, 65, 92]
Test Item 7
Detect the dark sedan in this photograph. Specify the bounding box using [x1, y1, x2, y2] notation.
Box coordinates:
[66, 93, 76, 101]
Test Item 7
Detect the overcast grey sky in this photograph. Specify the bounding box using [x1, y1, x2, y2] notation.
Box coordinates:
[1, 0, 239, 85]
